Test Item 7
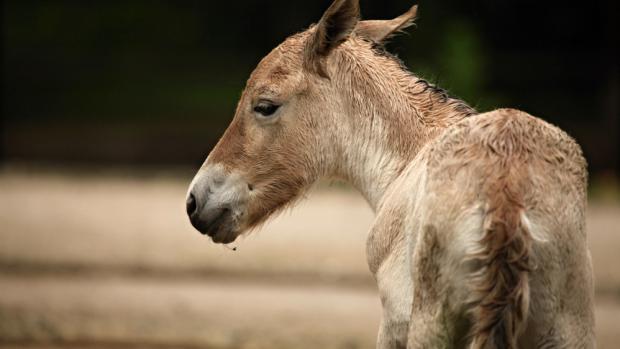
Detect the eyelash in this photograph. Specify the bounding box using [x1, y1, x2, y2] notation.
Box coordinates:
[253, 102, 280, 117]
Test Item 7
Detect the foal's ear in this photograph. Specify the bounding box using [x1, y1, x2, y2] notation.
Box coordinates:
[355, 5, 418, 44]
[305, 0, 360, 78]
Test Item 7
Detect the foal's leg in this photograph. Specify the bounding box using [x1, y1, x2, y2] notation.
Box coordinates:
[407, 305, 452, 349]
[532, 317, 596, 349]
[368, 195, 416, 349]
[406, 299, 469, 349]
[406, 225, 468, 349]
[375, 246, 412, 349]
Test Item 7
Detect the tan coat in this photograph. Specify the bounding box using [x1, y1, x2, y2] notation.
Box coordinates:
[187, 1, 595, 347]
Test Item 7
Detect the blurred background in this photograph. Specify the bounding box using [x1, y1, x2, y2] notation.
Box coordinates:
[1, 0, 618, 348]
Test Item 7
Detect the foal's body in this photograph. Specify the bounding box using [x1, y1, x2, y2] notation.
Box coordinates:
[187, 1, 595, 347]
[370, 110, 593, 348]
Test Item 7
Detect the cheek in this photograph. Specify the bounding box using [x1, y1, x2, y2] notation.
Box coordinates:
[232, 107, 320, 184]
[246, 122, 273, 151]
[257, 139, 317, 189]
[244, 158, 309, 228]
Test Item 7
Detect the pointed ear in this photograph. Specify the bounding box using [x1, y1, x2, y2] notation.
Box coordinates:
[305, 0, 360, 78]
[355, 5, 418, 44]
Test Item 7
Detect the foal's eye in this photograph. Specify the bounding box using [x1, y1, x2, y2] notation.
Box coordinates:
[253, 101, 280, 117]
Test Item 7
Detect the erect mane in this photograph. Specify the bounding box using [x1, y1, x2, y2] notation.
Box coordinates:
[280, 26, 477, 128]
[366, 39, 477, 121]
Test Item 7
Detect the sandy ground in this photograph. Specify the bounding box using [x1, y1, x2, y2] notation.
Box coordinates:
[1, 169, 619, 348]
[0, 275, 380, 349]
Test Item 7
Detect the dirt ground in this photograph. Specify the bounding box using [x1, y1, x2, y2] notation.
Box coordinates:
[1, 168, 619, 348]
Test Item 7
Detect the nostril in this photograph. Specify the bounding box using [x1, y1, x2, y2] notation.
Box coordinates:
[186, 193, 197, 216]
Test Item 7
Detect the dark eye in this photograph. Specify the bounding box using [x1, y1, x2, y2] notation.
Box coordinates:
[253, 101, 280, 117]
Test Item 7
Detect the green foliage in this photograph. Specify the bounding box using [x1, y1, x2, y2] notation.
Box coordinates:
[2, 0, 617, 172]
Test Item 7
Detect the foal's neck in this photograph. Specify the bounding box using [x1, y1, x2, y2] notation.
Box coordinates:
[333, 43, 475, 209]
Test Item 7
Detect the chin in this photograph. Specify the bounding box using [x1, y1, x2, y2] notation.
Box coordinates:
[190, 211, 242, 244]
[210, 227, 240, 244]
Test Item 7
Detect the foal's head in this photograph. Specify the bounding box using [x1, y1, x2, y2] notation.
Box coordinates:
[187, 0, 418, 243]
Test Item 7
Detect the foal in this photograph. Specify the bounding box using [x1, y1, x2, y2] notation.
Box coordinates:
[186, 1, 595, 348]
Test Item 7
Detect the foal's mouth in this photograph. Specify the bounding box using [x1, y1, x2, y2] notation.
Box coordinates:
[191, 207, 238, 244]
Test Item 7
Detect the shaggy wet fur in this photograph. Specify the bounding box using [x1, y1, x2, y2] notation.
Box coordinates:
[189, 0, 595, 347]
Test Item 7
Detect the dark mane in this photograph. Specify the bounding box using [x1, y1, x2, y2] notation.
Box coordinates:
[368, 41, 477, 118]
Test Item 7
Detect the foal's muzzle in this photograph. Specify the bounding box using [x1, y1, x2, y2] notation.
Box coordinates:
[186, 189, 232, 240]
[186, 166, 248, 244]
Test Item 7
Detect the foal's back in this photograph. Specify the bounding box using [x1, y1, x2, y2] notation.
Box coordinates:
[406, 109, 594, 348]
